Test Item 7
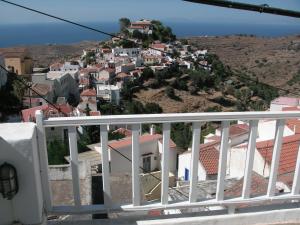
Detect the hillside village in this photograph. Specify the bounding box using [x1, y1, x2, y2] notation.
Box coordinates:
[1, 18, 300, 215]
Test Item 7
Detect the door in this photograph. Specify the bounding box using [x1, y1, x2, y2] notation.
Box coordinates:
[184, 168, 189, 181]
[143, 156, 151, 173]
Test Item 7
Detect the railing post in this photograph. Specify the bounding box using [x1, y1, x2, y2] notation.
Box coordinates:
[216, 121, 230, 201]
[68, 126, 81, 207]
[132, 124, 141, 206]
[267, 119, 285, 197]
[292, 143, 300, 195]
[242, 120, 258, 199]
[100, 125, 111, 207]
[189, 122, 201, 203]
[35, 110, 53, 212]
[161, 123, 170, 205]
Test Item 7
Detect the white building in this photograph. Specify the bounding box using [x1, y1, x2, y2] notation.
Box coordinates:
[270, 97, 300, 111]
[149, 43, 168, 56]
[116, 63, 136, 74]
[179, 124, 250, 182]
[112, 47, 141, 58]
[89, 133, 178, 175]
[50, 61, 81, 72]
[96, 84, 120, 105]
[228, 134, 300, 184]
[178, 141, 220, 181]
[31, 71, 80, 104]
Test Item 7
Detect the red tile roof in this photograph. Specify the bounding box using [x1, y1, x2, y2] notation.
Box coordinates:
[271, 97, 299, 106]
[199, 141, 220, 175]
[22, 104, 73, 122]
[50, 63, 63, 70]
[286, 119, 300, 134]
[108, 134, 176, 150]
[116, 72, 132, 79]
[282, 106, 300, 111]
[151, 43, 166, 50]
[256, 134, 300, 175]
[225, 172, 270, 198]
[129, 25, 144, 29]
[80, 89, 96, 97]
[112, 128, 132, 137]
[277, 172, 294, 189]
[217, 123, 249, 138]
[89, 111, 101, 116]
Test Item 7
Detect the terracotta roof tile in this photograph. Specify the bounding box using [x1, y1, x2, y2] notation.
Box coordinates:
[21, 104, 73, 122]
[108, 134, 176, 150]
[112, 128, 132, 137]
[80, 89, 96, 97]
[217, 123, 249, 138]
[256, 134, 300, 175]
[199, 141, 220, 175]
[225, 172, 269, 198]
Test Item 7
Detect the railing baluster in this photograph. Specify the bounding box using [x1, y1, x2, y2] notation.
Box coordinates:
[216, 121, 230, 201]
[68, 126, 81, 207]
[100, 125, 111, 207]
[35, 110, 53, 211]
[267, 119, 285, 197]
[242, 120, 259, 199]
[132, 124, 141, 206]
[292, 144, 300, 195]
[161, 123, 170, 205]
[189, 122, 201, 203]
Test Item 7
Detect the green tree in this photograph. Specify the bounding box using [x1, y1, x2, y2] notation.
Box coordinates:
[165, 86, 175, 99]
[140, 67, 154, 81]
[47, 139, 69, 165]
[132, 30, 143, 39]
[119, 18, 131, 33]
[171, 123, 192, 149]
[144, 102, 163, 114]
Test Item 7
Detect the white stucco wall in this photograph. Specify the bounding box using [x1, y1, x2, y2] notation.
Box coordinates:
[178, 152, 207, 181]
[257, 120, 294, 141]
[0, 123, 44, 225]
[227, 146, 247, 178]
[227, 146, 271, 179]
[109, 140, 159, 175]
[158, 141, 177, 174]
[178, 152, 191, 181]
[253, 149, 270, 177]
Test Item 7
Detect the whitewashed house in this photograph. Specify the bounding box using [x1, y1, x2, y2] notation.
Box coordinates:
[149, 43, 167, 56]
[95, 68, 115, 84]
[178, 141, 220, 181]
[96, 84, 120, 105]
[112, 47, 141, 58]
[270, 97, 300, 111]
[77, 89, 98, 114]
[89, 132, 178, 175]
[227, 134, 300, 184]
[31, 71, 80, 104]
[179, 123, 250, 182]
[116, 62, 136, 74]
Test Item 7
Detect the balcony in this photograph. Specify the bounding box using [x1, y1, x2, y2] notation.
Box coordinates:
[1, 110, 300, 225]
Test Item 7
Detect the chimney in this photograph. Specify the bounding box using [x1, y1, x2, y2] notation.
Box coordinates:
[150, 124, 156, 135]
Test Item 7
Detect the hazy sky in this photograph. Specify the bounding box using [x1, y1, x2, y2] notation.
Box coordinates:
[0, 0, 299, 25]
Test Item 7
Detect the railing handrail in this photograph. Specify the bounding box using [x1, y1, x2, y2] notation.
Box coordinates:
[42, 111, 300, 127]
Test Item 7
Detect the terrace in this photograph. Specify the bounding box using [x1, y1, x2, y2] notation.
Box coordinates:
[1, 110, 300, 225]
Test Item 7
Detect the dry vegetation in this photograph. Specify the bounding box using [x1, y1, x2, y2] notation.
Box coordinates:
[189, 35, 300, 91]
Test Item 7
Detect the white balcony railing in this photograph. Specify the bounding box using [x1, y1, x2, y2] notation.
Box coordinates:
[35, 110, 300, 216]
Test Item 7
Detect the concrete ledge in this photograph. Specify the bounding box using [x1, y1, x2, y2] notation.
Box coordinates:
[48, 206, 300, 225]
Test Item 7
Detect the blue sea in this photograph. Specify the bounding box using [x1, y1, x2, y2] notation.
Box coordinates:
[0, 21, 300, 47]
